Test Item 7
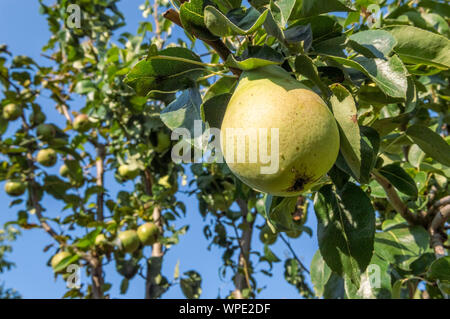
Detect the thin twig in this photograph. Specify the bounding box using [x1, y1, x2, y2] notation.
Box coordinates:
[279, 234, 310, 274]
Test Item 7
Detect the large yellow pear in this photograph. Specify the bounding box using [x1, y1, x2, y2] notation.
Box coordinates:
[220, 65, 339, 196]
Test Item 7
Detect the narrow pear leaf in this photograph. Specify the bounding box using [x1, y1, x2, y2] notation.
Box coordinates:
[180, 0, 218, 41]
[200, 93, 230, 129]
[427, 257, 450, 283]
[378, 164, 418, 197]
[348, 30, 397, 58]
[263, 11, 312, 53]
[274, 0, 296, 24]
[386, 25, 450, 68]
[203, 76, 237, 101]
[344, 254, 392, 299]
[160, 88, 206, 147]
[314, 183, 376, 286]
[374, 225, 431, 271]
[125, 47, 205, 96]
[330, 84, 361, 180]
[290, 15, 343, 43]
[290, 0, 355, 19]
[310, 250, 332, 297]
[180, 270, 202, 299]
[325, 55, 408, 99]
[294, 55, 330, 96]
[406, 124, 450, 166]
[204, 6, 268, 37]
[225, 45, 284, 71]
[408, 144, 425, 168]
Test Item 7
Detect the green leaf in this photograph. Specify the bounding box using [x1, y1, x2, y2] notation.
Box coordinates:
[325, 54, 408, 99]
[406, 125, 450, 167]
[180, 270, 202, 299]
[348, 30, 397, 58]
[290, 15, 343, 43]
[374, 225, 431, 271]
[160, 88, 206, 147]
[386, 25, 450, 69]
[408, 144, 425, 168]
[53, 255, 80, 273]
[124, 47, 204, 96]
[290, 0, 355, 19]
[370, 113, 410, 137]
[330, 84, 361, 180]
[314, 183, 376, 286]
[120, 278, 129, 295]
[180, 0, 218, 40]
[225, 45, 284, 71]
[273, 0, 296, 24]
[294, 55, 330, 96]
[265, 196, 298, 232]
[203, 76, 237, 101]
[310, 250, 332, 297]
[204, 6, 268, 36]
[428, 257, 450, 283]
[344, 254, 391, 299]
[378, 164, 418, 198]
[200, 93, 230, 129]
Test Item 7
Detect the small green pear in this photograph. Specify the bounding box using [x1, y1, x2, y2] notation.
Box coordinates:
[36, 124, 56, 141]
[2, 103, 22, 121]
[259, 225, 277, 245]
[36, 148, 57, 167]
[221, 65, 339, 196]
[118, 165, 139, 180]
[51, 251, 72, 273]
[137, 222, 159, 246]
[95, 234, 108, 247]
[118, 230, 140, 253]
[73, 114, 91, 132]
[59, 164, 70, 177]
[4, 180, 26, 196]
[29, 111, 46, 126]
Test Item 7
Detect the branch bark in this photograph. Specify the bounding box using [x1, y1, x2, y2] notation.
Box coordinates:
[143, 168, 165, 299]
[232, 199, 254, 299]
[91, 143, 106, 299]
[429, 204, 450, 258]
[372, 171, 421, 225]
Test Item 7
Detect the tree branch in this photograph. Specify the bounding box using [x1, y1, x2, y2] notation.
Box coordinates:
[428, 204, 450, 258]
[372, 171, 421, 225]
[279, 234, 310, 274]
[232, 199, 254, 299]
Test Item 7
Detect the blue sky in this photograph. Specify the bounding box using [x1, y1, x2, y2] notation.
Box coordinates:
[0, 0, 320, 299]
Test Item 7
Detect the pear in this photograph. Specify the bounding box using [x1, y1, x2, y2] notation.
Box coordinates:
[73, 114, 91, 132]
[51, 251, 72, 273]
[36, 124, 56, 141]
[4, 180, 26, 196]
[259, 225, 277, 245]
[137, 222, 159, 246]
[220, 65, 339, 196]
[2, 103, 22, 121]
[118, 230, 140, 253]
[118, 165, 139, 180]
[36, 148, 57, 167]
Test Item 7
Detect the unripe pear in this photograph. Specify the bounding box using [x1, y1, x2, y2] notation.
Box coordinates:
[36, 148, 57, 167]
[73, 114, 91, 132]
[137, 222, 159, 246]
[285, 229, 302, 239]
[118, 230, 140, 253]
[36, 124, 56, 141]
[95, 234, 108, 247]
[118, 165, 139, 180]
[4, 180, 26, 196]
[220, 65, 339, 196]
[259, 225, 277, 245]
[59, 164, 70, 177]
[2, 103, 22, 121]
[51, 251, 72, 273]
[29, 111, 46, 126]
